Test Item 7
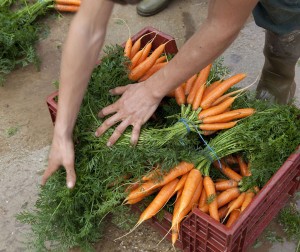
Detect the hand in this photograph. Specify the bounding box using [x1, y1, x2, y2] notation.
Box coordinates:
[41, 133, 76, 188]
[95, 82, 163, 146]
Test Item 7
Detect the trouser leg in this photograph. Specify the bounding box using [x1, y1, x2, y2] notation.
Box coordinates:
[256, 30, 300, 104]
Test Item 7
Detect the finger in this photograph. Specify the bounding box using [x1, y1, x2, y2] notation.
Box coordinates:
[65, 162, 76, 189]
[130, 124, 141, 146]
[95, 113, 122, 137]
[109, 85, 130, 96]
[107, 119, 130, 146]
[98, 103, 118, 118]
[41, 161, 59, 186]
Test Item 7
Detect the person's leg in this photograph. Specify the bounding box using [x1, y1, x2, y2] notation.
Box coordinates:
[136, 0, 170, 17]
[256, 30, 300, 104]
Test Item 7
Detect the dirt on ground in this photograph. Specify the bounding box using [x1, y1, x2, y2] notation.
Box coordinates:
[0, 1, 299, 252]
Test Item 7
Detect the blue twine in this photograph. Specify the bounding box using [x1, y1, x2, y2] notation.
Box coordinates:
[178, 117, 222, 169]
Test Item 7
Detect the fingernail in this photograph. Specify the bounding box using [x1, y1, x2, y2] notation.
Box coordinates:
[107, 141, 112, 147]
[108, 90, 113, 95]
[67, 181, 74, 189]
[95, 131, 99, 137]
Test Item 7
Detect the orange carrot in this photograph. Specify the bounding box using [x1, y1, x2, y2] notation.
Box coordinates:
[213, 161, 243, 182]
[224, 193, 246, 220]
[223, 155, 238, 165]
[198, 96, 237, 120]
[136, 42, 152, 65]
[198, 186, 207, 208]
[192, 82, 206, 110]
[199, 204, 209, 213]
[174, 173, 189, 193]
[218, 205, 229, 219]
[200, 73, 246, 109]
[237, 155, 252, 177]
[172, 182, 202, 245]
[184, 74, 198, 95]
[203, 176, 219, 222]
[174, 85, 186, 106]
[201, 130, 217, 136]
[129, 49, 144, 70]
[199, 121, 238, 131]
[155, 55, 167, 64]
[187, 64, 212, 104]
[225, 209, 240, 227]
[142, 166, 162, 182]
[124, 37, 133, 59]
[54, 4, 79, 12]
[201, 108, 255, 124]
[241, 191, 255, 211]
[138, 62, 167, 82]
[216, 187, 240, 208]
[202, 80, 221, 100]
[129, 43, 167, 81]
[125, 188, 159, 204]
[55, 0, 81, 5]
[125, 162, 194, 202]
[215, 180, 238, 191]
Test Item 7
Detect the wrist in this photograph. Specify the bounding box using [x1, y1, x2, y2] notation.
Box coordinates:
[53, 122, 73, 140]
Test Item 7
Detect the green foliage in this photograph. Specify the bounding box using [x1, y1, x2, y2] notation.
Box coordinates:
[0, 0, 52, 84]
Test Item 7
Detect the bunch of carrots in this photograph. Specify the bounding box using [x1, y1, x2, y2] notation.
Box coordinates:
[122, 155, 259, 246]
[123, 34, 255, 136]
[52, 0, 80, 12]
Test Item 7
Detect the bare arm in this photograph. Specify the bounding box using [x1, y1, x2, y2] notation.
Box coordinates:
[42, 0, 114, 188]
[96, 0, 259, 145]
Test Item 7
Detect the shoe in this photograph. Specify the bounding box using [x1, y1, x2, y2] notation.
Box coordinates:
[255, 30, 300, 104]
[136, 0, 170, 17]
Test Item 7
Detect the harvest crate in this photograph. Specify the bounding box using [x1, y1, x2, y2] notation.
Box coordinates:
[46, 27, 300, 252]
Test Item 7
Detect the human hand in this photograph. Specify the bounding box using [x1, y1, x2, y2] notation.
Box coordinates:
[95, 82, 164, 146]
[41, 133, 76, 189]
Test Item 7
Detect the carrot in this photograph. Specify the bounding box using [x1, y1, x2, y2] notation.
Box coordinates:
[176, 169, 202, 215]
[125, 188, 160, 204]
[201, 130, 217, 136]
[203, 176, 219, 222]
[200, 73, 246, 109]
[54, 0, 81, 5]
[184, 74, 197, 95]
[156, 55, 167, 64]
[54, 4, 79, 12]
[199, 121, 238, 131]
[192, 82, 206, 110]
[174, 85, 186, 106]
[202, 80, 221, 100]
[130, 31, 157, 59]
[237, 155, 252, 177]
[142, 166, 162, 182]
[223, 155, 238, 165]
[129, 43, 167, 81]
[224, 192, 246, 220]
[198, 96, 237, 120]
[138, 62, 167, 82]
[187, 64, 212, 104]
[215, 180, 238, 191]
[136, 42, 152, 65]
[198, 186, 207, 208]
[218, 205, 229, 219]
[225, 209, 240, 227]
[213, 161, 243, 182]
[129, 49, 144, 70]
[124, 37, 133, 59]
[199, 204, 209, 213]
[216, 187, 240, 208]
[174, 173, 189, 193]
[241, 191, 255, 211]
[211, 89, 242, 106]
[124, 161, 194, 202]
[201, 108, 255, 124]
[171, 182, 202, 245]
[125, 178, 179, 237]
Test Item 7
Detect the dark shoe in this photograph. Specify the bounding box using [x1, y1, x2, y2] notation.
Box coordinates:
[255, 30, 300, 104]
[136, 0, 170, 17]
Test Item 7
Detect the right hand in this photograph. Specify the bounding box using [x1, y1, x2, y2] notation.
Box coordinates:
[41, 133, 76, 189]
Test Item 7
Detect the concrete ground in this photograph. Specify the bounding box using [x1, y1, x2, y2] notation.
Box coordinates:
[0, 0, 299, 251]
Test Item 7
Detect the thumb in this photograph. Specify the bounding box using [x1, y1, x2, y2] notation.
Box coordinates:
[109, 85, 130, 95]
[65, 163, 76, 189]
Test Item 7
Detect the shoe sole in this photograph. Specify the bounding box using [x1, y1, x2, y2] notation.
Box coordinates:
[136, 2, 169, 17]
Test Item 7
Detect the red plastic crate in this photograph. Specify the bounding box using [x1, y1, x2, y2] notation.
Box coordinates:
[46, 27, 300, 252]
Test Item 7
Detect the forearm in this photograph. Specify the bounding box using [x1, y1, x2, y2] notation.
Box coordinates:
[146, 0, 258, 98]
[55, 0, 114, 137]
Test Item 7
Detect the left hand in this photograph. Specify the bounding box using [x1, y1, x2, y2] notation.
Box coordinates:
[95, 82, 163, 146]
